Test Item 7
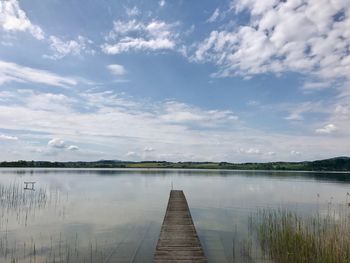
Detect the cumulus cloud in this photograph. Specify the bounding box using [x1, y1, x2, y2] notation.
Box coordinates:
[188, 0, 350, 142]
[67, 145, 79, 151]
[48, 138, 65, 149]
[107, 64, 127, 76]
[0, 0, 94, 61]
[193, 0, 350, 85]
[0, 0, 44, 40]
[48, 138, 79, 151]
[0, 134, 18, 140]
[0, 60, 77, 87]
[315, 123, 337, 134]
[102, 19, 179, 54]
[45, 35, 95, 60]
[2, 1, 350, 162]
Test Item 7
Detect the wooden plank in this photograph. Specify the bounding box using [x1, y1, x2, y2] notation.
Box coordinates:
[154, 190, 208, 262]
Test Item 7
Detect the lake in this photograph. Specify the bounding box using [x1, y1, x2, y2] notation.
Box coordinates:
[0, 168, 349, 262]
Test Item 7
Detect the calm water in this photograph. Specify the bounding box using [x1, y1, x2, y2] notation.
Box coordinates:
[0, 168, 350, 262]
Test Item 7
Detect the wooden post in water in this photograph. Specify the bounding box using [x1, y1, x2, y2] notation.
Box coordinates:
[154, 190, 208, 262]
[24, 182, 35, 191]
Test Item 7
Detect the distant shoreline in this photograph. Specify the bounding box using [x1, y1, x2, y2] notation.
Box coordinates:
[0, 157, 349, 172]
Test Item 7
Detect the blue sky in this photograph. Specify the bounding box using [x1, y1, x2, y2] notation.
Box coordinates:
[0, 0, 349, 162]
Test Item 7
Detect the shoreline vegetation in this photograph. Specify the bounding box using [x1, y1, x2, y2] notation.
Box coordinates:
[250, 206, 350, 263]
[0, 157, 349, 171]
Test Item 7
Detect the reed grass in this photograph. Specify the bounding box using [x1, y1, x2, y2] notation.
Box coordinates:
[0, 182, 48, 211]
[254, 206, 350, 263]
[1, 233, 108, 263]
[0, 181, 111, 263]
[0, 182, 53, 230]
[0, 182, 65, 262]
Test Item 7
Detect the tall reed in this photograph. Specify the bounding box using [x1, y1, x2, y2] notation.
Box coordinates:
[253, 206, 350, 263]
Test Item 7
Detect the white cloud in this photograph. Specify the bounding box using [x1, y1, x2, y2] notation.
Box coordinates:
[303, 81, 332, 91]
[1, 0, 96, 61]
[0, 134, 18, 140]
[144, 147, 155, 152]
[1, 89, 350, 162]
[48, 138, 79, 151]
[0, 0, 44, 39]
[45, 35, 95, 60]
[239, 148, 261, 155]
[238, 148, 279, 158]
[0, 0, 95, 60]
[193, 0, 350, 86]
[126, 151, 136, 156]
[103, 38, 174, 54]
[321, 94, 350, 135]
[159, 0, 165, 7]
[290, 150, 301, 156]
[107, 64, 127, 76]
[127, 148, 156, 160]
[207, 8, 220, 23]
[160, 101, 238, 125]
[335, 105, 350, 116]
[285, 113, 304, 121]
[125, 6, 140, 17]
[315, 123, 337, 134]
[106, 20, 143, 36]
[284, 101, 325, 122]
[67, 145, 79, 151]
[102, 19, 178, 54]
[0, 60, 77, 87]
[48, 138, 66, 149]
[24, 91, 75, 111]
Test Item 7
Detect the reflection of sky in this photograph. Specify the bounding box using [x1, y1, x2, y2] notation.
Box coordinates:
[1, 169, 350, 262]
[1, 169, 349, 225]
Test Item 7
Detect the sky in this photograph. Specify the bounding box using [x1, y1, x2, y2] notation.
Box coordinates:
[0, 0, 349, 162]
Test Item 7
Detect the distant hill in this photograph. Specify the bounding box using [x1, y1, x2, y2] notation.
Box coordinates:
[304, 156, 350, 171]
[0, 157, 350, 171]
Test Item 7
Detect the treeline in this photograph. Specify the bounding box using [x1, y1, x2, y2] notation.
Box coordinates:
[0, 157, 349, 171]
[0, 160, 129, 168]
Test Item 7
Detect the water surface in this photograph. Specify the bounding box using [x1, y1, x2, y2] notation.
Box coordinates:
[0, 168, 349, 262]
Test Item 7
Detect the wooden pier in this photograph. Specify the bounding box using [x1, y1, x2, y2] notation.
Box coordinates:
[154, 190, 207, 262]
